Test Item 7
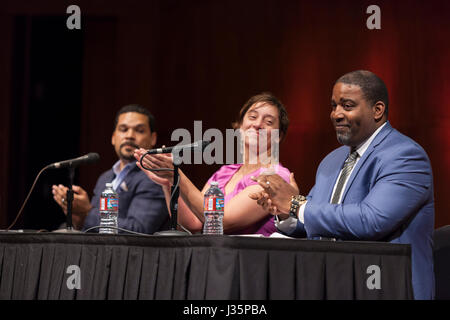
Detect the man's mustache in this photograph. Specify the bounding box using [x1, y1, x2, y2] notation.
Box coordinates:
[120, 142, 139, 149]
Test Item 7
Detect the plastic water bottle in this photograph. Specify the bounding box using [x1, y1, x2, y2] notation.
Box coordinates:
[203, 181, 225, 235]
[99, 183, 119, 234]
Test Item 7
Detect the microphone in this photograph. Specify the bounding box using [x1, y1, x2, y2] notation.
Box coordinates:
[48, 152, 100, 169]
[6, 152, 100, 231]
[145, 140, 211, 155]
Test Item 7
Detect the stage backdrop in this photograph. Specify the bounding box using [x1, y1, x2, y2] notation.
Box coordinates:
[1, 0, 449, 230]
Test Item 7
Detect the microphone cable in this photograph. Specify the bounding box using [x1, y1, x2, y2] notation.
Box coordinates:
[82, 220, 192, 236]
[139, 151, 174, 172]
[83, 225, 151, 236]
[7, 164, 52, 231]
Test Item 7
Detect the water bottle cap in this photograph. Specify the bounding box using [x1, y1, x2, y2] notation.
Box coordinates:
[106, 183, 113, 188]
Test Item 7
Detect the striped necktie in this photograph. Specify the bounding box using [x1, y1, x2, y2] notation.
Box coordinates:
[331, 150, 359, 204]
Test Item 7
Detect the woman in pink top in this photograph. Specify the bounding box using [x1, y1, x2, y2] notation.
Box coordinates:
[134, 92, 292, 236]
[206, 163, 290, 235]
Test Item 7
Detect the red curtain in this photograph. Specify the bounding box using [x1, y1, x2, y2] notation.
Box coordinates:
[2, 0, 450, 228]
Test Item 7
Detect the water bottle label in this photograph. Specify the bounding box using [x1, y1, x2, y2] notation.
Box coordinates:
[100, 197, 119, 212]
[204, 196, 224, 212]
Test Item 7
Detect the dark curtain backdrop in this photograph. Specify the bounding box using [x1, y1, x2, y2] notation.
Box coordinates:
[1, 0, 449, 230]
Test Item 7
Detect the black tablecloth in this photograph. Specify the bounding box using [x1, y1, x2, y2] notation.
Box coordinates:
[434, 225, 450, 300]
[0, 232, 413, 300]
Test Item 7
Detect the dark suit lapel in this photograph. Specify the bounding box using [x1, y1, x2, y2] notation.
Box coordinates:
[105, 170, 116, 184]
[340, 122, 393, 202]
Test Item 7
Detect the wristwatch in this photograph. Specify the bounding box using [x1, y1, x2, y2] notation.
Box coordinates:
[289, 195, 307, 218]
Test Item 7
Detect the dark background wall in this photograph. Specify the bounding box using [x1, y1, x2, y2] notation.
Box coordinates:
[1, 0, 449, 230]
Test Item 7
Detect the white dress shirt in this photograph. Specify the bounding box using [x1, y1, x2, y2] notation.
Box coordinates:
[111, 160, 135, 192]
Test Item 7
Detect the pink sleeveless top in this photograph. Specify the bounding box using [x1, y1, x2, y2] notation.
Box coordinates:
[207, 163, 291, 236]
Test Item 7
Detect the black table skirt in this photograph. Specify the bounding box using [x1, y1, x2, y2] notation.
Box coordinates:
[0, 232, 413, 300]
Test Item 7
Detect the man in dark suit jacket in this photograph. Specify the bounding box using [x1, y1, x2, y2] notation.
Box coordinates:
[52, 105, 169, 234]
[250, 70, 435, 299]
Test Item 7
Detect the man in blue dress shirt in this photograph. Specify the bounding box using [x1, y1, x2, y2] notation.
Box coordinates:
[52, 105, 169, 234]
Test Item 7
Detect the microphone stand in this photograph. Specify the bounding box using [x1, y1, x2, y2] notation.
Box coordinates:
[54, 167, 81, 233]
[154, 153, 189, 236]
[66, 167, 75, 231]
